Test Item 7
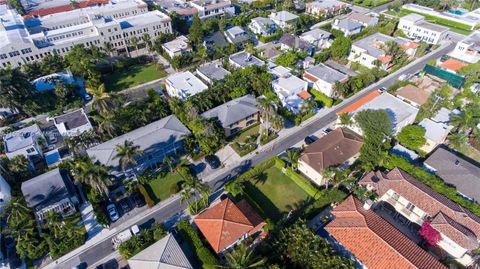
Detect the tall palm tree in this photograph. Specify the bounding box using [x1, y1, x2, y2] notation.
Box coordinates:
[130, 36, 140, 57]
[114, 140, 144, 173]
[219, 242, 267, 269]
[3, 197, 31, 225]
[163, 155, 176, 173]
[283, 149, 299, 170]
[92, 112, 117, 138]
[142, 33, 152, 53]
[448, 133, 468, 149]
[339, 113, 353, 126]
[320, 167, 337, 189]
[72, 158, 111, 195]
[270, 114, 284, 131]
[87, 83, 117, 114]
[300, 99, 315, 116]
[257, 96, 277, 136]
[450, 104, 480, 134]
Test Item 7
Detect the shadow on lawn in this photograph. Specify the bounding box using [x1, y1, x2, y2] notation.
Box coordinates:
[243, 181, 281, 221]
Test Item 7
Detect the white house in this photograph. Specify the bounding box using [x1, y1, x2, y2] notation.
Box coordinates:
[0, 175, 11, 214]
[449, 31, 480, 63]
[0, 2, 172, 69]
[398, 14, 449, 45]
[332, 18, 362, 36]
[165, 71, 208, 100]
[162, 35, 191, 59]
[300, 28, 332, 49]
[190, 0, 234, 20]
[269, 11, 299, 30]
[272, 74, 309, 114]
[228, 51, 265, 69]
[3, 124, 45, 169]
[344, 12, 379, 27]
[52, 108, 93, 137]
[305, 0, 349, 16]
[224, 26, 250, 46]
[348, 33, 418, 70]
[248, 17, 277, 36]
[303, 64, 348, 97]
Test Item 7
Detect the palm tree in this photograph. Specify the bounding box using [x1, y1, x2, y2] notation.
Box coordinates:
[3, 197, 31, 225]
[114, 140, 144, 174]
[7, 155, 30, 174]
[270, 114, 284, 131]
[219, 242, 267, 269]
[448, 133, 468, 149]
[0, 67, 36, 115]
[339, 113, 353, 126]
[450, 104, 480, 134]
[72, 158, 111, 195]
[163, 155, 176, 173]
[283, 149, 299, 170]
[257, 96, 277, 137]
[320, 167, 337, 189]
[142, 33, 152, 55]
[300, 99, 315, 116]
[92, 112, 117, 138]
[182, 134, 197, 156]
[86, 83, 117, 113]
[130, 36, 140, 57]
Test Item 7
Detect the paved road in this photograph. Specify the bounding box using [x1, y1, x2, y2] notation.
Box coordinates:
[54, 42, 455, 269]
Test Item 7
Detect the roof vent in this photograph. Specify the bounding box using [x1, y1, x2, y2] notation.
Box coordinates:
[363, 199, 373, 210]
[455, 160, 460, 166]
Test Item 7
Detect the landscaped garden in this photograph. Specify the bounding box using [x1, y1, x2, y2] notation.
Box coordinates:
[230, 124, 260, 157]
[143, 172, 184, 203]
[103, 63, 167, 91]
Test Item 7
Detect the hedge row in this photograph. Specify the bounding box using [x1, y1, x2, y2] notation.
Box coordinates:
[139, 184, 155, 207]
[273, 157, 320, 199]
[385, 154, 480, 217]
[310, 89, 333, 107]
[177, 221, 218, 269]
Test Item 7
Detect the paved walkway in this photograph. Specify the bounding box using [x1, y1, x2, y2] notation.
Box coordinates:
[80, 203, 109, 241]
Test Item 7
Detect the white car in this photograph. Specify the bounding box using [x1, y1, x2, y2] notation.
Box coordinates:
[107, 204, 119, 222]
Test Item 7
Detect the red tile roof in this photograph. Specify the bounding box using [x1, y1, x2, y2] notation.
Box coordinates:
[440, 58, 467, 72]
[336, 90, 381, 115]
[359, 168, 480, 250]
[300, 127, 363, 171]
[325, 196, 447, 269]
[400, 42, 419, 50]
[24, 0, 109, 18]
[194, 198, 265, 253]
[431, 212, 479, 250]
[380, 55, 392, 64]
[297, 90, 312, 100]
[303, 73, 318, 83]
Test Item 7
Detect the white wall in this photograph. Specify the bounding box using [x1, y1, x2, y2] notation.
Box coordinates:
[0, 175, 11, 214]
[298, 160, 325, 186]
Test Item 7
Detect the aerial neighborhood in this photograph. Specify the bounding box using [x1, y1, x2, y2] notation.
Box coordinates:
[1, 0, 480, 268]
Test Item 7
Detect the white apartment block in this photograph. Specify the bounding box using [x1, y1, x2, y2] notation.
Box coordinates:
[398, 14, 449, 45]
[190, 0, 235, 20]
[165, 71, 208, 100]
[449, 31, 480, 63]
[0, 0, 172, 69]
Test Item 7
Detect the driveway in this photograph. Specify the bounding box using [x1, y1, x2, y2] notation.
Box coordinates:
[192, 145, 240, 180]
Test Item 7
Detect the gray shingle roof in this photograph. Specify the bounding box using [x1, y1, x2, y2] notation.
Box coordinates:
[335, 18, 362, 31]
[305, 64, 348, 84]
[128, 233, 193, 269]
[279, 33, 310, 50]
[197, 61, 231, 81]
[201, 95, 258, 127]
[21, 168, 75, 210]
[353, 33, 410, 58]
[53, 109, 90, 131]
[87, 115, 190, 167]
[425, 147, 480, 202]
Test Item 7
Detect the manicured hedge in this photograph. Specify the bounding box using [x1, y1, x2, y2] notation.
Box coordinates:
[385, 154, 480, 217]
[310, 89, 333, 107]
[177, 221, 218, 269]
[139, 184, 155, 207]
[273, 157, 321, 199]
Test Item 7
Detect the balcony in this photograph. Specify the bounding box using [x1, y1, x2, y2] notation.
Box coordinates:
[383, 196, 423, 224]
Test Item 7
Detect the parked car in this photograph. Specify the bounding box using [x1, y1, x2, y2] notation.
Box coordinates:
[132, 193, 146, 208]
[205, 155, 220, 169]
[304, 135, 316, 145]
[119, 198, 131, 214]
[107, 204, 119, 222]
[322, 128, 333, 135]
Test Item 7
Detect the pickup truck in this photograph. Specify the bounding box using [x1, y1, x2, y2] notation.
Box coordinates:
[112, 225, 140, 249]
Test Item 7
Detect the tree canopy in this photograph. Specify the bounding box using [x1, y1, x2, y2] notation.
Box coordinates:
[397, 125, 426, 150]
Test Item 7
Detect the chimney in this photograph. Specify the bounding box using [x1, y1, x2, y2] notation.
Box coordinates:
[363, 199, 373, 210]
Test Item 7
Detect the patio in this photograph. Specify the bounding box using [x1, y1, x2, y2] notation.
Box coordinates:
[373, 201, 422, 244]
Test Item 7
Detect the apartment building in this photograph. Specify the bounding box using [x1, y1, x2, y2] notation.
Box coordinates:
[449, 31, 480, 63]
[190, 0, 234, 20]
[305, 0, 349, 16]
[348, 33, 418, 70]
[0, 0, 172, 69]
[3, 124, 45, 168]
[165, 71, 208, 100]
[155, 0, 199, 23]
[398, 14, 449, 45]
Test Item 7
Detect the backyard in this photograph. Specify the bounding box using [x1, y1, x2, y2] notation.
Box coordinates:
[143, 172, 184, 203]
[103, 63, 168, 91]
[243, 163, 311, 220]
[230, 124, 260, 157]
[386, 9, 473, 35]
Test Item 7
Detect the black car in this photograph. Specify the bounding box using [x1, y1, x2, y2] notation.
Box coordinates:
[205, 155, 220, 169]
[132, 193, 146, 208]
[304, 135, 316, 145]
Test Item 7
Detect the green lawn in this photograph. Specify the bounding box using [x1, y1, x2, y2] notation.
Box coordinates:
[232, 124, 260, 143]
[103, 64, 167, 92]
[144, 172, 184, 202]
[244, 165, 310, 220]
[350, 0, 392, 8]
[395, 9, 473, 35]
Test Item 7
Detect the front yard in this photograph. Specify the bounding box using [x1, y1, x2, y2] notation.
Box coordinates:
[143, 172, 184, 203]
[103, 63, 167, 92]
[242, 161, 312, 220]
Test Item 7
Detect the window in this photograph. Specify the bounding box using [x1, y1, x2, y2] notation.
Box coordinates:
[406, 202, 415, 211]
[392, 192, 400, 200]
[26, 147, 35, 153]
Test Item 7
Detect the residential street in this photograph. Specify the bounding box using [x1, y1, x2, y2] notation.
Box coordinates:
[45, 41, 456, 269]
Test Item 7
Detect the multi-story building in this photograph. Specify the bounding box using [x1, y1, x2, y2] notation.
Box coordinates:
[360, 168, 480, 266]
[0, 175, 11, 214]
[348, 33, 418, 70]
[272, 74, 309, 114]
[3, 124, 45, 169]
[162, 36, 191, 59]
[0, 0, 172, 69]
[51, 108, 93, 137]
[190, 0, 234, 20]
[449, 31, 480, 63]
[398, 14, 449, 45]
[165, 71, 208, 100]
[155, 0, 198, 23]
[269, 11, 299, 30]
[303, 63, 349, 97]
[248, 17, 277, 36]
[305, 0, 349, 17]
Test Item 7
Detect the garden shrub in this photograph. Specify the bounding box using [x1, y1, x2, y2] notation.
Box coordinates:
[169, 182, 180, 195]
[177, 221, 218, 269]
[139, 184, 155, 207]
[119, 223, 166, 259]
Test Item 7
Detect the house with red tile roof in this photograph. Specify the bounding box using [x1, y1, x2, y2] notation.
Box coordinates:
[325, 195, 447, 269]
[359, 168, 480, 266]
[440, 58, 468, 73]
[193, 197, 266, 254]
[336, 90, 381, 115]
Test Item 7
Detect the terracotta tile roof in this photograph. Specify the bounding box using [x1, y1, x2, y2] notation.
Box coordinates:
[431, 212, 479, 250]
[400, 42, 419, 50]
[194, 198, 265, 253]
[440, 58, 467, 72]
[359, 168, 480, 249]
[24, 0, 109, 18]
[380, 55, 392, 64]
[325, 196, 447, 269]
[300, 127, 363, 171]
[297, 90, 312, 100]
[336, 90, 381, 115]
[303, 73, 318, 83]
[396, 84, 431, 106]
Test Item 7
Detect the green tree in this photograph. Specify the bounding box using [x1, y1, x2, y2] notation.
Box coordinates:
[397, 125, 426, 150]
[339, 113, 353, 126]
[330, 36, 351, 60]
[283, 149, 300, 170]
[450, 103, 480, 134]
[114, 140, 144, 173]
[219, 242, 267, 269]
[87, 83, 117, 113]
[283, 0, 295, 10]
[92, 112, 117, 138]
[0, 67, 36, 115]
[70, 158, 111, 196]
[189, 15, 204, 48]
